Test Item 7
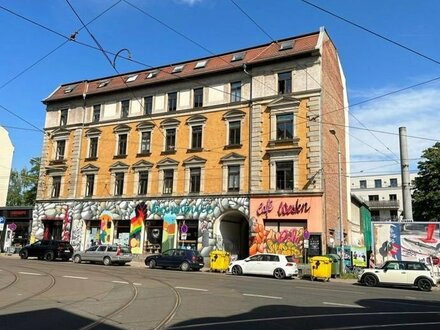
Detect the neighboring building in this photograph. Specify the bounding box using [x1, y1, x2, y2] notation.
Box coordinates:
[350, 173, 417, 222]
[0, 126, 14, 207]
[349, 193, 372, 251]
[34, 27, 348, 261]
[0, 206, 33, 252]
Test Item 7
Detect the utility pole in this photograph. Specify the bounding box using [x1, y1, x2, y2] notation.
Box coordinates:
[399, 127, 413, 221]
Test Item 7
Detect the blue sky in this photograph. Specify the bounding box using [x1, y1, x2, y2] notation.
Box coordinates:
[0, 0, 439, 176]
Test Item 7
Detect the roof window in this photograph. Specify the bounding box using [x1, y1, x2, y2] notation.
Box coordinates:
[172, 65, 185, 73]
[63, 84, 77, 94]
[194, 60, 208, 69]
[279, 41, 294, 51]
[126, 74, 138, 83]
[146, 70, 159, 79]
[231, 52, 245, 62]
[97, 80, 110, 88]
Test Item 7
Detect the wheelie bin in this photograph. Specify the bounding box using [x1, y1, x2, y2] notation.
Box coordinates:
[209, 250, 231, 273]
[309, 256, 332, 281]
[325, 254, 341, 278]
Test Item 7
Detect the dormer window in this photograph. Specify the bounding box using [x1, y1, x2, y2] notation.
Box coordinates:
[63, 84, 77, 94]
[231, 52, 245, 62]
[279, 41, 294, 51]
[194, 60, 208, 69]
[172, 65, 185, 73]
[97, 79, 110, 88]
[146, 70, 158, 79]
[126, 74, 138, 83]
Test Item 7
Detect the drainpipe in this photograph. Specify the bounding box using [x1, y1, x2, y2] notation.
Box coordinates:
[243, 64, 252, 196]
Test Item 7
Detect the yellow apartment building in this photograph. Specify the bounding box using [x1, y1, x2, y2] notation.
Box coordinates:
[33, 27, 348, 262]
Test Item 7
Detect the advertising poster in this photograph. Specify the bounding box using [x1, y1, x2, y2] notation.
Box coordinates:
[373, 222, 440, 265]
[351, 246, 367, 267]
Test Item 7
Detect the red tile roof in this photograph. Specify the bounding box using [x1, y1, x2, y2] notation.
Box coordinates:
[44, 31, 319, 103]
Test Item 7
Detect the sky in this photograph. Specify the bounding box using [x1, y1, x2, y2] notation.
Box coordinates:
[0, 0, 439, 177]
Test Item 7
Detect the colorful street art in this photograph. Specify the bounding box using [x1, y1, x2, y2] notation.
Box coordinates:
[99, 213, 113, 244]
[130, 203, 146, 254]
[162, 213, 177, 251]
[373, 222, 440, 265]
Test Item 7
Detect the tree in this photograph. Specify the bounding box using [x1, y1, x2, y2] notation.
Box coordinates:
[412, 142, 440, 221]
[6, 157, 40, 206]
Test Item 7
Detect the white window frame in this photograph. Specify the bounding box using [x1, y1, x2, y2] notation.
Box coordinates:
[269, 153, 298, 192]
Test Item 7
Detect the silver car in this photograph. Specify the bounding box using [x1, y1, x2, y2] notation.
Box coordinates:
[73, 245, 132, 266]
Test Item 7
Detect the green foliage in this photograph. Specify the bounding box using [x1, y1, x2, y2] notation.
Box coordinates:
[412, 142, 440, 221]
[6, 157, 40, 206]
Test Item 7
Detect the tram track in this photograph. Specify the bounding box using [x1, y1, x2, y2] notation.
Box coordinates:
[0, 267, 19, 291]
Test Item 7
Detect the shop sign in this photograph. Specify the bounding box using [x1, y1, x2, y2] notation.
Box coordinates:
[0, 216, 5, 231]
[7, 210, 29, 218]
[8, 223, 17, 231]
[256, 198, 311, 218]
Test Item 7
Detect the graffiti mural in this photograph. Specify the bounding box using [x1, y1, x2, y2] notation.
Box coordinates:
[130, 203, 146, 254]
[99, 212, 113, 244]
[162, 213, 177, 251]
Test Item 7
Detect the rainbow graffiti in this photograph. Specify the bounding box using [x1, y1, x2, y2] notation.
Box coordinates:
[130, 203, 146, 254]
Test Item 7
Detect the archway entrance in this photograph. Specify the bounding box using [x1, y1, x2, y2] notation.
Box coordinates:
[219, 211, 249, 260]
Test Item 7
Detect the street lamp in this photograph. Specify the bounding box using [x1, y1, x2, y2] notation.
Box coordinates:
[329, 128, 344, 274]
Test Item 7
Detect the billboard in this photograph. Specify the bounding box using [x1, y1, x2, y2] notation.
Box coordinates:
[372, 222, 439, 265]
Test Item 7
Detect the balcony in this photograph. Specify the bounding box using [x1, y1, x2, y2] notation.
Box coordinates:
[367, 200, 400, 210]
[371, 216, 400, 222]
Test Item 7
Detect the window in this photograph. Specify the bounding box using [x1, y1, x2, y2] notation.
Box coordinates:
[93, 104, 101, 122]
[278, 71, 292, 94]
[163, 169, 174, 194]
[230, 81, 242, 102]
[56, 140, 66, 160]
[165, 128, 176, 151]
[117, 134, 127, 156]
[194, 87, 203, 108]
[89, 137, 98, 158]
[168, 92, 177, 112]
[51, 176, 61, 198]
[389, 194, 397, 201]
[140, 132, 151, 154]
[390, 210, 398, 219]
[229, 121, 241, 146]
[146, 70, 158, 79]
[194, 60, 207, 69]
[138, 171, 148, 195]
[114, 173, 124, 196]
[85, 174, 94, 197]
[60, 109, 68, 126]
[126, 74, 138, 83]
[228, 165, 240, 192]
[63, 84, 76, 93]
[172, 65, 184, 73]
[276, 161, 293, 190]
[231, 52, 245, 62]
[189, 168, 201, 193]
[279, 41, 293, 50]
[374, 179, 382, 188]
[144, 96, 153, 115]
[121, 100, 130, 118]
[97, 80, 109, 88]
[276, 113, 293, 140]
[191, 125, 202, 150]
[359, 180, 367, 189]
[390, 178, 398, 187]
[369, 195, 379, 201]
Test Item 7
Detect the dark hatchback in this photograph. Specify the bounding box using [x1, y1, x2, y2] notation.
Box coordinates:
[19, 240, 74, 261]
[145, 249, 204, 271]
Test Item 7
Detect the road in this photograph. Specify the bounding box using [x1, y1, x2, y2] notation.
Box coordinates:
[1, 255, 440, 329]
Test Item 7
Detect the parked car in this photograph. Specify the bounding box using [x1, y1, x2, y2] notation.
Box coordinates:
[73, 245, 132, 266]
[358, 260, 439, 292]
[19, 240, 74, 261]
[228, 253, 299, 279]
[145, 249, 204, 271]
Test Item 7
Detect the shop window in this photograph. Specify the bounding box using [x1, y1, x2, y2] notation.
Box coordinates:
[177, 220, 198, 250]
[145, 220, 163, 253]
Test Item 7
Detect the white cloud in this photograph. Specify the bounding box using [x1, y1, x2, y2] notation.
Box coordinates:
[348, 86, 440, 175]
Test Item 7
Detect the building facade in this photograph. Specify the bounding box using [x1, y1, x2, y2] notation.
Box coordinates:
[34, 28, 348, 261]
[350, 173, 417, 222]
[0, 126, 14, 207]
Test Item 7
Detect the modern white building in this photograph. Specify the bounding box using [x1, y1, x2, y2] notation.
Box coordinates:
[0, 126, 14, 206]
[350, 173, 417, 222]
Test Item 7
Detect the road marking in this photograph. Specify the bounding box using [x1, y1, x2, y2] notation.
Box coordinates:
[133, 282, 142, 286]
[323, 302, 364, 308]
[297, 286, 365, 295]
[112, 280, 129, 284]
[62, 275, 88, 280]
[243, 293, 282, 300]
[19, 272, 42, 276]
[175, 286, 208, 292]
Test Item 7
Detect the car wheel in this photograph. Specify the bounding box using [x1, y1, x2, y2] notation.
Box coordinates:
[103, 257, 112, 266]
[180, 261, 190, 271]
[44, 251, 54, 261]
[38, 256, 43, 260]
[363, 274, 378, 287]
[274, 268, 286, 279]
[73, 255, 82, 264]
[231, 265, 242, 275]
[149, 259, 156, 269]
[19, 250, 28, 259]
[417, 278, 432, 292]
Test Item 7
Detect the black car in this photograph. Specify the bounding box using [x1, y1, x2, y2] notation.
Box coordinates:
[19, 240, 74, 261]
[145, 249, 204, 271]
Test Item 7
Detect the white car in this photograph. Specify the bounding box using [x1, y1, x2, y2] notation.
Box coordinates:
[228, 253, 299, 279]
[358, 260, 439, 292]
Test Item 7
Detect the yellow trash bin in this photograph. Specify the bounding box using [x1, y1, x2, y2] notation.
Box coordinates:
[209, 250, 231, 273]
[309, 256, 332, 281]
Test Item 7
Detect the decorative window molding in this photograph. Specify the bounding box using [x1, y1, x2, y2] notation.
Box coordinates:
[183, 156, 207, 194]
[186, 115, 206, 151]
[132, 160, 153, 196]
[267, 97, 300, 145]
[268, 151, 298, 192]
[157, 158, 179, 195]
[220, 152, 245, 193]
[223, 110, 245, 149]
[109, 161, 129, 197]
